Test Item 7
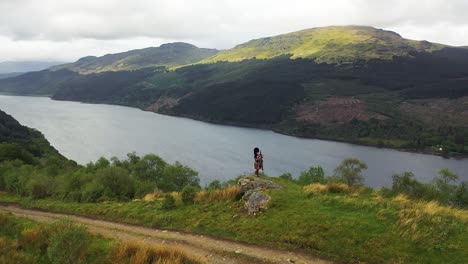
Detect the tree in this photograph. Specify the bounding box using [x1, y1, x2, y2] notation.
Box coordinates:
[433, 168, 459, 204]
[334, 158, 368, 186]
[437, 168, 459, 185]
[161, 162, 199, 191]
[130, 154, 166, 181]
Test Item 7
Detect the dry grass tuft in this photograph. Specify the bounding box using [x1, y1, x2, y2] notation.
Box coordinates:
[194, 186, 241, 203]
[110, 241, 204, 264]
[392, 194, 412, 208]
[303, 183, 328, 196]
[326, 183, 350, 193]
[144, 192, 165, 202]
[303, 183, 350, 196]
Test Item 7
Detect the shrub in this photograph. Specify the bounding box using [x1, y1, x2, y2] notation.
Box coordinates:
[278, 173, 293, 181]
[334, 158, 367, 186]
[453, 182, 468, 207]
[26, 175, 54, 199]
[96, 167, 134, 200]
[161, 162, 200, 192]
[47, 221, 90, 264]
[81, 181, 104, 203]
[161, 194, 176, 210]
[207, 180, 222, 190]
[298, 166, 325, 185]
[181, 186, 198, 205]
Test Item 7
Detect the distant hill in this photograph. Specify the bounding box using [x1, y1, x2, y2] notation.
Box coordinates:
[0, 72, 23, 79]
[202, 26, 445, 64]
[0, 69, 78, 95]
[51, 42, 219, 74]
[0, 61, 66, 74]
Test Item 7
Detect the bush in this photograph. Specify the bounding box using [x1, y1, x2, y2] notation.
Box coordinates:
[96, 167, 134, 200]
[278, 173, 293, 181]
[161, 194, 176, 210]
[207, 180, 222, 190]
[26, 175, 54, 199]
[81, 182, 104, 203]
[453, 182, 468, 207]
[161, 162, 200, 192]
[298, 166, 325, 185]
[181, 186, 198, 205]
[47, 221, 90, 264]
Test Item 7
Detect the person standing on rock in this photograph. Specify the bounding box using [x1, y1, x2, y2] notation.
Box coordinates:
[254, 147, 263, 177]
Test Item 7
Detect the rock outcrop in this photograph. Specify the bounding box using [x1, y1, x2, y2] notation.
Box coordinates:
[238, 176, 283, 215]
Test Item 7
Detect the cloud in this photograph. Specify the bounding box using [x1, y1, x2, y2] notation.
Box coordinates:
[0, 0, 467, 61]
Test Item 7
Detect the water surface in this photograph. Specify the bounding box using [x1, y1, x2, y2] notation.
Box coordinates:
[1, 95, 467, 187]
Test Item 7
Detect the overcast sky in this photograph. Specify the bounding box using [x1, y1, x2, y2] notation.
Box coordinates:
[1, 0, 467, 62]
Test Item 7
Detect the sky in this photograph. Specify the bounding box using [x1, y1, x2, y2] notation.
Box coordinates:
[1, 0, 467, 62]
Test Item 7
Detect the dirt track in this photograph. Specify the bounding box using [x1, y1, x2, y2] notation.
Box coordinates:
[0, 204, 330, 264]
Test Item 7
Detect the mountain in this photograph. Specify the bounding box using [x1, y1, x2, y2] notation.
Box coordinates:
[202, 26, 445, 64]
[0, 72, 23, 79]
[51, 42, 219, 74]
[0, 69, 78, 95]
[0, 61, 66, 74]
[1, 26, 468, 153]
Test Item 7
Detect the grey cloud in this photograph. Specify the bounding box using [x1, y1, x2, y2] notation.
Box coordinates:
[0, 0, 468, 61]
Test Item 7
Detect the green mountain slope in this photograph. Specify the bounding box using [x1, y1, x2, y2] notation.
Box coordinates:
[51, 42, 219, 74]
[0, 109, 66, 162]
[202, 26, 445, 64]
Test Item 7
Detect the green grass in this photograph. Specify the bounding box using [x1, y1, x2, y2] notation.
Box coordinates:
[202, 26, 445, 64]
[1, 178, 466, 263]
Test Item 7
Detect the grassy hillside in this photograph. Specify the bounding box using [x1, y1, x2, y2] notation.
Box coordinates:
[202, 26, 445, 64]
[1, 176, 467, 263]
[51, 42, 218, 74]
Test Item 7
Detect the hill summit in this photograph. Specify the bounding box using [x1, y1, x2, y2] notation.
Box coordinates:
[51, 42, 219, 74]
[202, 26, 445, 64]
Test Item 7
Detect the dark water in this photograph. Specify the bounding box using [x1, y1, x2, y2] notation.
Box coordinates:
[0, 95, 467, 187]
